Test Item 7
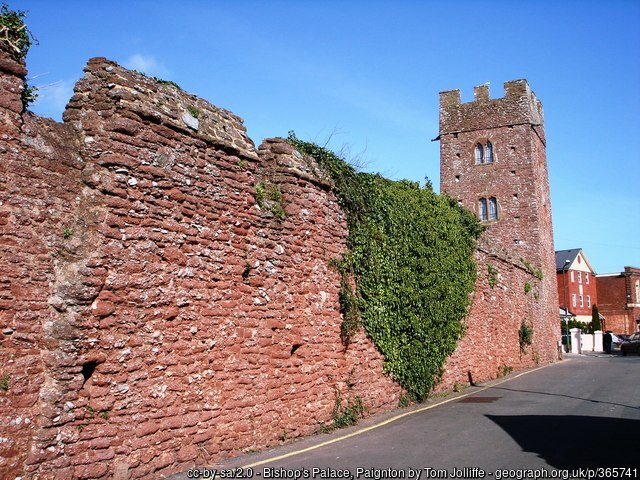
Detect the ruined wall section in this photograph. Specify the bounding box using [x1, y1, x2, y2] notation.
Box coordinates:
[1, 54, 402, 479]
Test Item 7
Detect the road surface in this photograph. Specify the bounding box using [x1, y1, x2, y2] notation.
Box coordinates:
[170, 353, 640, 479]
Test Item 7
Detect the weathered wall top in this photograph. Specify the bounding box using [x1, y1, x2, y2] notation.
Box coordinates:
[63, 57, 259, 161]
[439, 79, 545, 142]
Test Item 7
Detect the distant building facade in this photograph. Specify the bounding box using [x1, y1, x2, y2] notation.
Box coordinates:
[555, 248, 598, 324]
[597, 267, 640, 335]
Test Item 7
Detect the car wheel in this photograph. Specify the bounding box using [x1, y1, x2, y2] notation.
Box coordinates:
[621, 349, 627, 356]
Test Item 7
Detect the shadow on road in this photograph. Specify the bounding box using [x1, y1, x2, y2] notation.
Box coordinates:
[486, 415, 638, 468]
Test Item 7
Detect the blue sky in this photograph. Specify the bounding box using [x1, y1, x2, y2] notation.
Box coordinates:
[16, 0, 640, 274]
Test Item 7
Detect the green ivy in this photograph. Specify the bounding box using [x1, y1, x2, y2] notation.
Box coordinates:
[519, 321, 533, 352]
[254, 180, 286, 220]
[0, 3, 37, 60]
[21, 82, 38, 108]
[330, 390, 365, 430]
[287, 132, 482, 400]
[488, 264, 498, 288]
[521, 258, 544, 280]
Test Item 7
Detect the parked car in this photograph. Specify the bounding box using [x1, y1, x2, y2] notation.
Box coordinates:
[620, 332, 640, 356]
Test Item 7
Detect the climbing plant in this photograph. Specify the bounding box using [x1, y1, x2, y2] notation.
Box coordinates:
[0, 3, 36, 60]
[287, 132, 483, 401]
[0, 4, 39, 109]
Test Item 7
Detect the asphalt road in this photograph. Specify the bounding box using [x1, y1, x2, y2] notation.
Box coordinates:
[170, 353, 640, 479]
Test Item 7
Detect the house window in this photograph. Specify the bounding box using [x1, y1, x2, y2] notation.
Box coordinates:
[578, 271, 582, 284]
[587, 295, 591, 308]
[572, 294, 576, 307]
[570, 271, 575, 283]
[636, 280, 640, 303]
[489, 197, 498, 220]
[585, 272, 590, 284]
[579, 295, 584, 308]
[479, 198, 488, 221]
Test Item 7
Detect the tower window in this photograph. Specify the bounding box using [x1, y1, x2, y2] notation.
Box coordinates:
[474, 140, 495, 164]
[485, 141, 494, 163]
[475, 144, 483, 164]
[478, 197, 498, 222]
[489, 197, 498, 220]
[479, 198, 488, 221]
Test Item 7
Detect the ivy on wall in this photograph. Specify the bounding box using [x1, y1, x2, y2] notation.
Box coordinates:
[287, 133, 483, 400]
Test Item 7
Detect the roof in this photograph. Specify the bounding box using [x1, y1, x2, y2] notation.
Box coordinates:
[555, 248, 581, 270]
[559, 307, 575, 317]
[555, 248, 597, 273]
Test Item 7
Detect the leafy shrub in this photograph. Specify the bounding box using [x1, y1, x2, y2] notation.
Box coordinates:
[519, 321, 533, 352]
[287, 132, 482, 400]
[0, 3, 37, 60]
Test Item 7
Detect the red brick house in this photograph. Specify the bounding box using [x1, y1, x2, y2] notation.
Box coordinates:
[556, 248, 598, 324]
[597, 267, 640, 335]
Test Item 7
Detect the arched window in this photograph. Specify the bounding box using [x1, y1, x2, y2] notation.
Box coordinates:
[474, 140, 495, 165]
[479, 198, 488, 221]
[475, 143, 483, 164]
[489, 197, 498, 220]
[485, 141, 493, 163]
[478, 197, 498, 222]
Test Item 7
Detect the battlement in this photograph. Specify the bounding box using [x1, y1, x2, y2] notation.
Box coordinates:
[439, 79, 544, 139]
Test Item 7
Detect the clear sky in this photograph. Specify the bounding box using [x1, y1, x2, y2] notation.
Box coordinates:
[15, 0, 640, 274]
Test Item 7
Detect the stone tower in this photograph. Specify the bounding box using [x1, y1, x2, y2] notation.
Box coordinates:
[438, 80, 559, 343]
[439, 80, 554, 271]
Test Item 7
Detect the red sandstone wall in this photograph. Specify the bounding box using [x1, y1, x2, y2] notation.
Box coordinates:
[0, 55, 403, 479]
[438, 239, 560, 393]
[1, 50, 559, 479]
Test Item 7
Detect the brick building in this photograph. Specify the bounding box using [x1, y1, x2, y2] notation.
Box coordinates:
[555, 248, 598, 324]
[438, 80, 560, 353]
[597, 267, 640, 335]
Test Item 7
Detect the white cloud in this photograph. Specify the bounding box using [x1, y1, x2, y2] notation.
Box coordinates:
[123, 53, 169, 78]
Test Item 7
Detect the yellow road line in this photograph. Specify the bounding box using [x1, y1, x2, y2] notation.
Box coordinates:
[239, 360, 563, 468]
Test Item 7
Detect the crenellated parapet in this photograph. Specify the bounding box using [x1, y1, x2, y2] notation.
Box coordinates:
[439, 80, 545, 145]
